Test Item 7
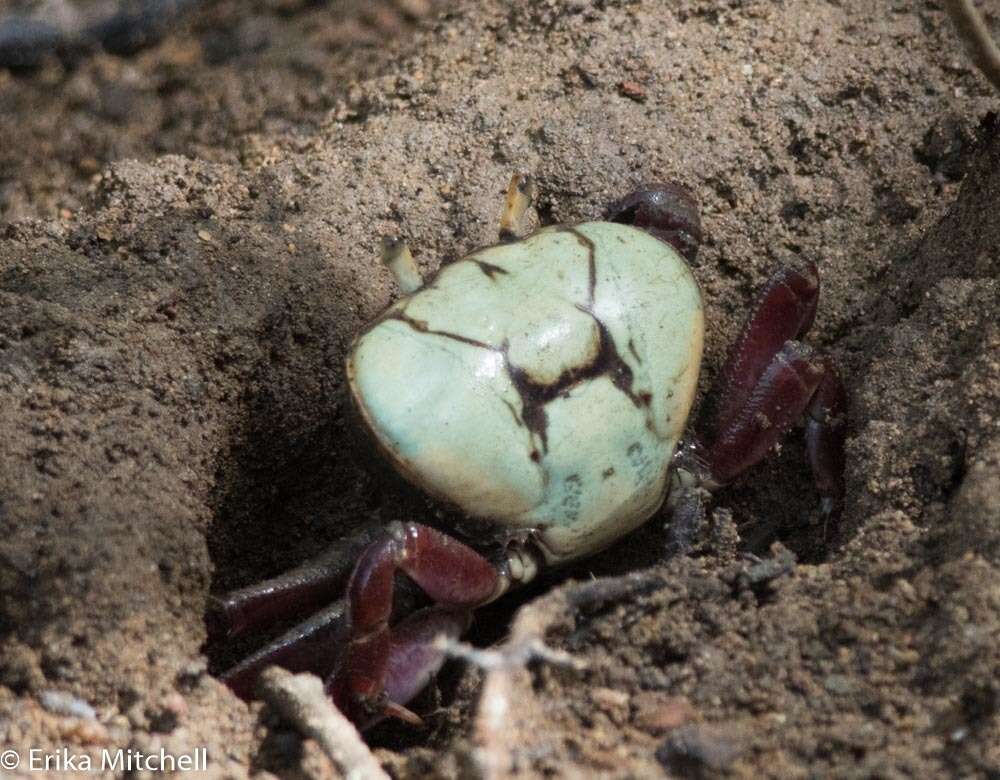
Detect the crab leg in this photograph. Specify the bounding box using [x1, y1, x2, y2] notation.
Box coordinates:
[209, 525, 383, 638]
[220, 600, 350, 700]
[604, 182, 703, 262]
[327, 521, 501, 726]
[664, 483, 709, 556]
[374, 607, 471, 727]
[219, 578, 424, 700]
[804, 364, 848, 512]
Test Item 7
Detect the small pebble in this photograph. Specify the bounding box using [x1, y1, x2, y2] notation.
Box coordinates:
[895, 578, 917, 601]
[590, 687, 630, 722]
[823, 674, 857, 696]
[58, 718, 109, 745]
[161, 691, 188, 719]
[618, 80, 647, 101]
[631, 692, 696, 735]
[892, 647, 921, 667]
[149, 691, 187, 733]
[656, 724, 743, 773]
[126, 701, 149, 730]
[180, 658, 208, 679]
[39, 689, 97, 721]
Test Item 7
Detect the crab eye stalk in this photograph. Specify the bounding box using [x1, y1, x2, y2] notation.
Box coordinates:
[605, 183, 702, 262]
[380, 235, 424, 294]
[499, 172, 536, 241]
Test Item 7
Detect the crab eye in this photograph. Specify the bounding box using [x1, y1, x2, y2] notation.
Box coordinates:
[605, 183, 702, 263]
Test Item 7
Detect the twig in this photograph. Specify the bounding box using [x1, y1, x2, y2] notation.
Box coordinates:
[564, 570, 666, 610]
[944, 0, 1000, 92]
[433, 634, 587, 672]
[257, 667, 390, 780]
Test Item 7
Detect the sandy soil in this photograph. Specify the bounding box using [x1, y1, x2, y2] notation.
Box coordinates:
[1, 0, 998, 777]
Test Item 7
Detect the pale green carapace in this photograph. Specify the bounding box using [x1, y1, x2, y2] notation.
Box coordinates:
[346, 221, 704, 564]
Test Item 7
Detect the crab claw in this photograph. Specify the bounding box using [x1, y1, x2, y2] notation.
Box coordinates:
[328, 606, 471, 729]
[604, 183, 702, 262]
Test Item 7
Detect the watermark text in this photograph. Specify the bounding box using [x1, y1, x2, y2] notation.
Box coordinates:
[1, 747, 208, 773]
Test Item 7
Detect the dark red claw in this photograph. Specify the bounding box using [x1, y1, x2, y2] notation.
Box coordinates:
[347, 536, 401, 633]
[330, 522, 500, 726]
[328, 607, 471, 731]
[605, 182, 702, 262]
[329, 630, 393, 724]
[713, 263, 820, 438]
[707, 341, 825, 485]
[383, 608, 471, 713]
[400, 524, 501, 607]
[213, 521, 499, 727]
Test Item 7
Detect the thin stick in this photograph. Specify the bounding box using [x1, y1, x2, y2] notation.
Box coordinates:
[257, 667, 390, 780]
[944, 0, 1000, 92]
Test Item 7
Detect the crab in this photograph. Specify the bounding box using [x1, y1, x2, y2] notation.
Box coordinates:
[210, 175, 846, 730]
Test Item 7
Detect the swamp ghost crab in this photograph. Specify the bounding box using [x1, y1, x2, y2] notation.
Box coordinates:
[211, 176, 847, 729]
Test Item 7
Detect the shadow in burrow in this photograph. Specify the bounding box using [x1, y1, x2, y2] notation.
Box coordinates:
[202, 303, 374, 669]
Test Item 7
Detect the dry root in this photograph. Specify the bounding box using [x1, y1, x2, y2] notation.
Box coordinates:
[434, 635, 587, 673]
[469, 571, 666, 779]
[257, 667, 390, 780]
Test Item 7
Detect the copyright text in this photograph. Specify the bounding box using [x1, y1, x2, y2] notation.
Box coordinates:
[0, 747, 208, 773]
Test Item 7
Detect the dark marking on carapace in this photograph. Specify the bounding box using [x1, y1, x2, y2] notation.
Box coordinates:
[628, 338, 641, 364]
[504, 306, 646, 455]
[368, 234, 651, 463]
[387, 311, 495, 351]
[502, 399, 524, 428]
[602, 467, 615, 479]
[505, 356, 553, 454]
[563, 227, 597, 305]
[381, 311, 557, 455]
[470, 259, 510, 280]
